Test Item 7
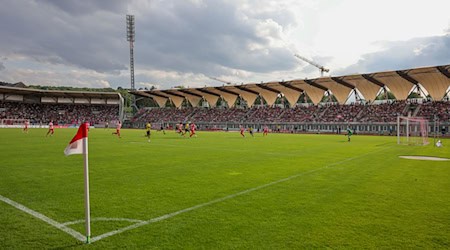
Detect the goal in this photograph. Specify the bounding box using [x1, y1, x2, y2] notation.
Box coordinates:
[397, 116, 429, 145]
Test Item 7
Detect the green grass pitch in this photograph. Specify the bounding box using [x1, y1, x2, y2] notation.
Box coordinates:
[0, 128, 449, 248]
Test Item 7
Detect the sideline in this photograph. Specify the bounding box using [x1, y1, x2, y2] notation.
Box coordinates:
[0, 195, 85, 242]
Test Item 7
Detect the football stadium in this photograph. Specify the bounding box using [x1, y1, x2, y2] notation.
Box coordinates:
[1, 65, 450, 248]
[1, 1, 450, 249]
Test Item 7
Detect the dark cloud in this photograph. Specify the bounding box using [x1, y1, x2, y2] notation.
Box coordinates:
[134, 1, 298, 75]
[42, 0, 127, 16]
[0, 1, 128, 73]
[336, 33, 450, 75]
[0, 0, 299, 79]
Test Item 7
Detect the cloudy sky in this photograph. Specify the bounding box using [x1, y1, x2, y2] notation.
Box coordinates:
[0, 0, 449, 90]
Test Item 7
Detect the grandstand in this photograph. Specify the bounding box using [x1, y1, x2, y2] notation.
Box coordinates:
[0, 85, 124, 127]
[131, 65, 450, 135]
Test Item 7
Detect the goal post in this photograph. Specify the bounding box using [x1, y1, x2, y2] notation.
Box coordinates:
[397, 116, 429, 145]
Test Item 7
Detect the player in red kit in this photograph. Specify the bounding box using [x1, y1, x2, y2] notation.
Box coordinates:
[189, 123, 197, 137]
[112, 121, 122, 138]
[177, 122, 183, 135]
[240, 126, 245, 137]
[23, 119, 30, 133]
[46, 120, 54, 136]
[263, 126, 269, 136]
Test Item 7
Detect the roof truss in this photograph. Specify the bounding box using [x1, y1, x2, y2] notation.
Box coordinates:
[235, 85, 260, 95]
[215, 87, 240, 96]
[196, 88, 221, 97]
[437, 66, 450, 78]
[361, 74, 385, 87]
[256, 84, 280, 94]
[177, 89, 203, 98]
[304, 79, 328, 92]
[331, 77, 355, 89]
[396, 70, 419, 85]
[160, 90, 186, 98]
[279, 82, 304, 93]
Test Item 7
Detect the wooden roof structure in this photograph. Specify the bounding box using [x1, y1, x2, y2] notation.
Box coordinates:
[131, 64, 450, 108]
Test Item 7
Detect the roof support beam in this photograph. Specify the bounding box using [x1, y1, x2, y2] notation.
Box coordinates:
[331, 77, 355, 89]
[215, 87, 240, 96]
[304, 79, 328, 92]
[437, 66, 450, 79]
[256, 84, 280, 94]
[160, 90, 186, 98]
[196, 88, 221, 97]
[279, 82, 304, 93]
[178, 89, 203, 98]
[130, 91, 151, 98]
[145, 91, 169, 99]
[396, 70, 419, 85]
[361, 74, 385, 87]
[235, 85, 260, 95]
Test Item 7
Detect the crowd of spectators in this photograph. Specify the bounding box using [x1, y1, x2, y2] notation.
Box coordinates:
[359, 101, 407, 123]
[189, 108, 249, 123]
[0, 101, 119, 125]
[415, 101, 450, 122]
[246, 107, 283, 122]
[132, 100, 447, 124]
[278, 105, 318, 122]
[318, 103, 364, 123]
[5, 99, 446, 126]
[134, 107, 195, 123]
[133, 107, 250, 123]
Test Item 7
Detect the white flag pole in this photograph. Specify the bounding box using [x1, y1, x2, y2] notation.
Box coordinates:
[83, 136, 91, 243]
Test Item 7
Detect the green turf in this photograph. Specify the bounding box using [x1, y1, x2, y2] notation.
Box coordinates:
[0, 128, 449, 248]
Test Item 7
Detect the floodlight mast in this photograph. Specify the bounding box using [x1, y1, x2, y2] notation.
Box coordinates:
[294, 54, 329, 77]
[126, 15, 137, 112]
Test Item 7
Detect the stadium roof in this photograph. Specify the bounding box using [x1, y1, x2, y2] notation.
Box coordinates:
[133, 64, 450, 107]
[0, 85, 121, 99]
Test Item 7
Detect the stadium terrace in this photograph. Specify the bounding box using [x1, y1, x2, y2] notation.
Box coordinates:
[1, 64, 449, 135]
[129, 64, 450, 135]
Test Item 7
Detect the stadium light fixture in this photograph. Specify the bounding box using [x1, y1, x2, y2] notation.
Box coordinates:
[126, 14, 138, 112]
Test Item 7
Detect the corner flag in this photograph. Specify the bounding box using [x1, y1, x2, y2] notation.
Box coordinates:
[64, 123, 89, 156]
[64, 122, 91, 243]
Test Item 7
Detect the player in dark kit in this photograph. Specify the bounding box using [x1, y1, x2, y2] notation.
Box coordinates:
[248, 127, 254, 137]
[347, 127, 353, 142]
[146, 122, 151, 142]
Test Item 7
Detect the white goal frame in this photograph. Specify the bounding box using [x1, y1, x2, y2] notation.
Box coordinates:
[397, 116, 429, 145]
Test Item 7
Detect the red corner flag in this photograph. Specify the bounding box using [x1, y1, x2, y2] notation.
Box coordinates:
[64, 122, 91, 243]
[64, 123, 89, 156]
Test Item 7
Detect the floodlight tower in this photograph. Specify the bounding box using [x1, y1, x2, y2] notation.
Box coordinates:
[126, 14, 137, 112]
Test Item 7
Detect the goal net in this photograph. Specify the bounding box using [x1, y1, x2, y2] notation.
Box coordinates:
[397, 116, 429, 145]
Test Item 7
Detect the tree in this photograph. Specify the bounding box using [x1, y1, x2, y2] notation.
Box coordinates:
[375, 91, 396, 100]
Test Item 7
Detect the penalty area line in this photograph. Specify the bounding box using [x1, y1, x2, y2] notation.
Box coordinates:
[90, 145, 393, 243]
[0, 194, 85, 242]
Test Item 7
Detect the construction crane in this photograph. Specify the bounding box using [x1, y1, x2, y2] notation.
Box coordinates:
[294, 54, 330, 77]
[208, 76, 233, 85]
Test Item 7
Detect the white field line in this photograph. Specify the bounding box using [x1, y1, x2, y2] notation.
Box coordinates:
[0, 195, 85, 242]
[90, 145, 393, 243]
[62, 217, 144, 226]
